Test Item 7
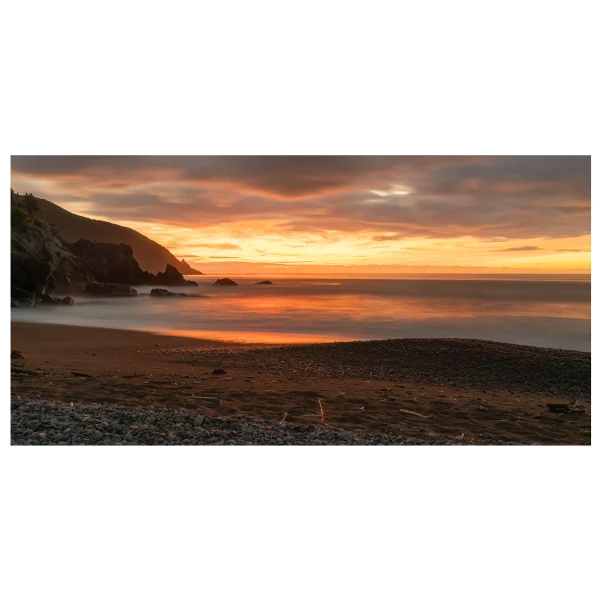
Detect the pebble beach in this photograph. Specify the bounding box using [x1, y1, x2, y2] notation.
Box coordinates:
[11, 322, 591, 445]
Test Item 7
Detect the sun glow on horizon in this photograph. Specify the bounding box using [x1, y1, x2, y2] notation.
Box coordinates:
[110, 217, 591, 275]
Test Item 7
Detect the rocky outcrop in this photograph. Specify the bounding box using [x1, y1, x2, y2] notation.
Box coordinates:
[84, 283, 138, 297]
[213, 278, 238, 286]
[11, 190, 197, 307]
[71, 242, 197, 287]
[11, 191, 94, 306]
[36, 196, 204, 275]
[11, 288, 40, 308]
[180, 259, 203, 275]
[154, 264, 198, 287]
[255, 280, 274, 285]
[72, 240, 143, 285]
[41, 292, 74, 305]
[150, 288, 187, 297]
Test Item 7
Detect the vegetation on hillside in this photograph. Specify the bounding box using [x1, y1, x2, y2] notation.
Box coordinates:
[11, 190, 48, 238]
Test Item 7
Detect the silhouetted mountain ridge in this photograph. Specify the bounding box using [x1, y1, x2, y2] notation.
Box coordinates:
[36, 198, 202, 275]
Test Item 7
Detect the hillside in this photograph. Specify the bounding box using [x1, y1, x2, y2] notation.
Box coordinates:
[36, 198, 202, 275]
[11, 190, 197, 306]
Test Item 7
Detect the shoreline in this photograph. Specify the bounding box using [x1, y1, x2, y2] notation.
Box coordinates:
[10, 319, 592, 353]
[11, 322, 591, 445]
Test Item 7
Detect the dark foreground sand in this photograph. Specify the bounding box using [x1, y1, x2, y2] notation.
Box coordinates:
[11, 322, 591, 445]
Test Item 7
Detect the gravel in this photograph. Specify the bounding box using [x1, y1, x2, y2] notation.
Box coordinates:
[161, 338, 591, 400]
[11, 395, 467, 446]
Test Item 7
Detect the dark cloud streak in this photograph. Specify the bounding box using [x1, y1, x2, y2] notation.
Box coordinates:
[498, 246, 544, 252]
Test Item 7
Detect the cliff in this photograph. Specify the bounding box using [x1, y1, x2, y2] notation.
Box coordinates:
[36, 197, 203, 275]
[10, 190, 197, 306]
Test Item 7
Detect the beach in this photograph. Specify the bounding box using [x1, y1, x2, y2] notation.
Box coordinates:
[11, 322, 591, 445]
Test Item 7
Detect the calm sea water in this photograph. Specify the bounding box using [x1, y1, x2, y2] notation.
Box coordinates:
[11, 275, 591, 351]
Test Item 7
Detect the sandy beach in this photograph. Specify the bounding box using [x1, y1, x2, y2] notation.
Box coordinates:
[10, 322, 591, 445]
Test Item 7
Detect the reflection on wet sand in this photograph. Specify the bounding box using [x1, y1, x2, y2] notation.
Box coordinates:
[151, 329, 357, 344]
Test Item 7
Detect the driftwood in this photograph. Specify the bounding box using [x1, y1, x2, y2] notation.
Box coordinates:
[11, 367, 43, 376]
[397, 408, 433, 419]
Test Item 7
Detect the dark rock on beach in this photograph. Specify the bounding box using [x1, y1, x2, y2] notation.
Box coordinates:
[150, 288, 187, 298]
[213, 278, 238, 286]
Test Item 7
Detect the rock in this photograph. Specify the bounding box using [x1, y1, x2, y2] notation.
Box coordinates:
[213, 278, 238, 286]
[41, 292, 74, 305]
[84, 282, 138, 296]
[54, 283, 85, 295]
[254, 280, 274, 285]
[11, 287, 40, 308]
[154, 264, 198, 287]
[194, 415, 205, 426]
[179, 259, 203, 275]
[212, 368, 227, 375]
[150, 288, 187, 297]
[11, 350, 24, 360]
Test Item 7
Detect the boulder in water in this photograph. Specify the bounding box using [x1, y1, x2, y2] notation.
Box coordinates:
[155, 264, 198, 287]
[41, 292, 75, 305]
[84, 282, 138, 296]
[150, 288, 187, 298]
[213, 278, 238, 286]
[254, 280, 274, 285]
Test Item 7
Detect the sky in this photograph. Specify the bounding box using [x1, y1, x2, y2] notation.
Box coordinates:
[11, 156, 591, 274]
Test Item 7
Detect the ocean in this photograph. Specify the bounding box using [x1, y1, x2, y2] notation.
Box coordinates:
[11, 274, 591, 351]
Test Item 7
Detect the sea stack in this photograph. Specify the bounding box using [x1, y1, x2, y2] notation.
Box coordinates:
[213, 278, 238, 286]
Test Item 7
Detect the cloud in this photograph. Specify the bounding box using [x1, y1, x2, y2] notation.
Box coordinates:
[557, 249, 582, 252]
[372, 234, 405, 242]
[498, 246, 544, 252]
[11, 156, 477, 199]
[193, 243, 242, 250]
[11, 156, 591, 242]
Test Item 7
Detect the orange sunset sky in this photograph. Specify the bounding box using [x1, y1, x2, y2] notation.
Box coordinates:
[11, 156, 591, 274]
